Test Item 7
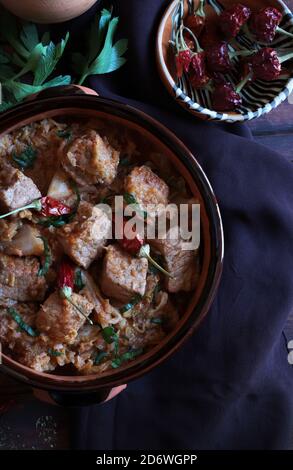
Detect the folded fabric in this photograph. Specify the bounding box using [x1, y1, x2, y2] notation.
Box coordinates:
[65, 0, 293, 450]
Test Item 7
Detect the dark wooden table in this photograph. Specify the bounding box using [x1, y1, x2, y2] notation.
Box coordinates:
[0, 0, 292, 445]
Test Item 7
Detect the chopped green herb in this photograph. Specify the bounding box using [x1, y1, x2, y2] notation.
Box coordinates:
[101, 326, 119, 356]
[12, 145, 37, 169]
[102, 326, 118, 344]
[111, 348, 143, 369]
[74, 269, 85, 291]
[119, 294, 142, 314]
[48, 348, 63, 357]
[123, 193, 147, 220]
[56, 129, 72, 140]
[38, 236, 52, 277]
[150, 317, 163, 325]
[94, 351, 108, 365]
[8, 307, 39, 337]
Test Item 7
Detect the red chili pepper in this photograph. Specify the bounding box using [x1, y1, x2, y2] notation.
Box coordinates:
[219, 3, 251, 38]
[175, 49, 192, 78]
[118, 219, 144, 255]
[212, 82, 242, 111]
[249, 47, 281, 81]
[0, 196, 72, 221]
[57, 260, 75, 290]
[249, 7, 283, 43]
[40, 196, 71, 217]
[185, 14, 205, 37]
[185, 0, 206, 37]
[189, 52, 210, 89]
[57, 260, 93, 324]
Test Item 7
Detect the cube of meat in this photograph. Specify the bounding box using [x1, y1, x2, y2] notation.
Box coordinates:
[0, 162, 41, 212]
[58, 201, 111, 269]
[150, 227, 200, 293]
[124, 165, 169, 215]
[60, 129, 120, 186]
[100, 244, 148, 303]
[0, 254, 47, 302]
[36, 291, 94, 344]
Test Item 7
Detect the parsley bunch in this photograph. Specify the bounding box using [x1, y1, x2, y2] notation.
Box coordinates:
[0, 7, 128, 112]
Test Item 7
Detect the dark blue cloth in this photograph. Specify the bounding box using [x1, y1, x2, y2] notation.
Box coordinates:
[69, 0, 293, 450]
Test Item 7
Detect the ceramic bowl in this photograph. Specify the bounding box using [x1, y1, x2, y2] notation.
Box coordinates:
[0, 86, 223, 405]
[156, 0, 293, 122]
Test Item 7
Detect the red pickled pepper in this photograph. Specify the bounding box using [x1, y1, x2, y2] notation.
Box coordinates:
[249, 7, 293, 43]
[219, 3, 251, 38]
[205, 42, 253, 74]
[212, 81, 242, 112]
[239, 47, 293, 85]
[181, 26, 211, 88]
[185, 0, 206, 37]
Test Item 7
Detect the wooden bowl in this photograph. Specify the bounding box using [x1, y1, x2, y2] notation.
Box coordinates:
[156, 0, 293, 122]
[0, 86, 223, 404]
[0, 0, 98, 23]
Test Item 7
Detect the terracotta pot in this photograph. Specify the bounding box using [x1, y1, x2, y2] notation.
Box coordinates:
[0, 0, 98, 23]
[0, 85, 224, 406]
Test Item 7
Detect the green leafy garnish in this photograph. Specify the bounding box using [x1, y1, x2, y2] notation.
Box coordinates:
[72, 9, 128, 85]
[48, 348, 63, 357]
[8, 307, 39, 337]
[12, 145, 37, 169]
[119, 294, 142, 314]
[123, 193, 147, 219]
[0, 10, 71, 111]
[74, 269, 85, 291]
[56, 129, 72, 140]
[94, 350, 108, 365]
[38, 236, 52, 277]
[111, 348, 143, 369]
[102, 326, 118, 344]
[102, 326, 119, 355]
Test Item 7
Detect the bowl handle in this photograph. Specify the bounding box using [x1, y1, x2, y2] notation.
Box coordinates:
[25, 84, 99, 102]
[33, 384, 127, 407]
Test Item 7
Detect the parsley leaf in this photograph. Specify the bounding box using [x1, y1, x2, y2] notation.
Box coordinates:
[12, 145, 37, 169]
[73, 9, 128, 85]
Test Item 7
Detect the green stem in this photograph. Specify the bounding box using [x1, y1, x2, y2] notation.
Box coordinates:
[77, 72, 88, 85]
[276, 26, 293, 39]
[61, 289, 93, 325]
[230, 50, 255, 58]
[278, 50, 293, 64]
[0, 198, 42, 220]
[195, 0, 205, 18]
[236, 72, 253, 93]
[183, 26, 203, 52]
[139, 245, 173, 278]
